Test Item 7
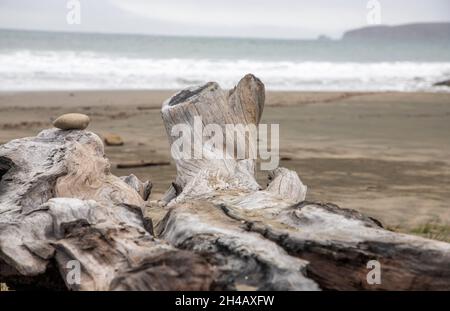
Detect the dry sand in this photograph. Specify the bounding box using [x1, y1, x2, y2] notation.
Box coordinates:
[1, 90, 449, 239]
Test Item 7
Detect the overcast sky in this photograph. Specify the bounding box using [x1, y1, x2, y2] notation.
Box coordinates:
[0, 0, 449, 39]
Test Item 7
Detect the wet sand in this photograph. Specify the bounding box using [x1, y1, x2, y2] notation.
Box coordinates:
[0, 90, 449, 239]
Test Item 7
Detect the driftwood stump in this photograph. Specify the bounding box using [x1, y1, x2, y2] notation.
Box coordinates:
[1, 74, 449, 290]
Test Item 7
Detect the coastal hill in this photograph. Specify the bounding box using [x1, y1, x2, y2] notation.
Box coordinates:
[342, 22, 450, 42]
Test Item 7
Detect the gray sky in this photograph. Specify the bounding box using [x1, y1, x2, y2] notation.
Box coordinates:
[0, 0, 449, 39]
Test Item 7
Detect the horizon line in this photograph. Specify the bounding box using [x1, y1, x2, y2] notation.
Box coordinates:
[2, 21, 449, 42]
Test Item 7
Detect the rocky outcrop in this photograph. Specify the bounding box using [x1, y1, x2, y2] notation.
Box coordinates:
[434, 79, 450, 87]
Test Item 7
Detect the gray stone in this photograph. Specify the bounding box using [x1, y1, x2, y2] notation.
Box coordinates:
[53, 113, 90, 130]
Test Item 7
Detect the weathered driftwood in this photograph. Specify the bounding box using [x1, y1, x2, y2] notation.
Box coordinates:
[0, 130, 212, 290]
[1, 74, 449, 291]
[155, 74, 450, 291]
[161, 75, 264, 190]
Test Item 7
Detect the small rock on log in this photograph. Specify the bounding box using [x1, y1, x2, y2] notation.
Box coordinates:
[53, 113, 90, 130]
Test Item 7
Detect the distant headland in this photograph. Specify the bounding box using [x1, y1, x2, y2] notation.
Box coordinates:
[342, 22, 450, 42]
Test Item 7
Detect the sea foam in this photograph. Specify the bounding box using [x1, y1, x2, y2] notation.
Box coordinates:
[0, 50, 449, 91]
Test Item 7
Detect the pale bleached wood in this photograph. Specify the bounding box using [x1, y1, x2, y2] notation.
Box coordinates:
[152, 200, 319, 290]
[157, 74, 450, 291]
[0, 129, 212, 290]
[216, 201, 450, 290]
[161, 74, 265, 189]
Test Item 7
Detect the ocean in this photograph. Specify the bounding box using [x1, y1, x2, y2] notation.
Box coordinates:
[0, 29, 449, 92]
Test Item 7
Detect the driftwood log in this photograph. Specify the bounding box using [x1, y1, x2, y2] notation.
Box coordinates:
[0, 129, 212, 290]
[1, 74, 449, 290]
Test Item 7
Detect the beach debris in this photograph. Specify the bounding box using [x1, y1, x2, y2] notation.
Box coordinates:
[137, 105, 157, 110]
[104, 133, 124, 146]
[116, 160, 170, 169]
[53, 113, 90, 130]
